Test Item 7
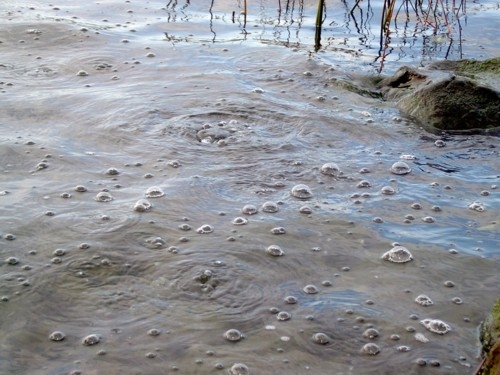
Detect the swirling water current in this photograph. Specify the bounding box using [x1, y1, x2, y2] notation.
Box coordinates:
[1, 1, 499, 374]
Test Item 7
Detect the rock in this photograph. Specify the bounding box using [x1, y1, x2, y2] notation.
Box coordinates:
[479, 297, 500, 375]
[377, 61, 500, 133]
[397, 75, 500, 132]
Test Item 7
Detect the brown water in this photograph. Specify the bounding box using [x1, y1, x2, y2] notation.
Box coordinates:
[1, 1, 499, 374]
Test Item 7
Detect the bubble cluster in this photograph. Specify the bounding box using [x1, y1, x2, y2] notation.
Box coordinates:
[266, 245, 285, 257]
[320, 163, 341, 177]
[415, 294, 434, 306]
[290, 184, 313, 199]
[381, 246, 413, 263]
[420, 319, 451, 334]
[390, 161, 411, 175]
[223, 329, 244, 342]
[145, 186, 165, 198]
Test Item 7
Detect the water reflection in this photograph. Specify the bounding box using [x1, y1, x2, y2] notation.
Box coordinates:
[162, 0, 477, 71]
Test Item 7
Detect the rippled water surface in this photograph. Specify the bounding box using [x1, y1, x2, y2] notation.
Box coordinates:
[1, 1, 499, 374]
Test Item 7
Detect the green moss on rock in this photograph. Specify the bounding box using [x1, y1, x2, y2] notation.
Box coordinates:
[480, 298, 500, 375]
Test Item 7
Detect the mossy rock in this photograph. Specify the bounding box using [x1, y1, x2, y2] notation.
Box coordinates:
[430, 57, 500, 75]
[480, 298, 500, 375]
[398, 75, 500, 132]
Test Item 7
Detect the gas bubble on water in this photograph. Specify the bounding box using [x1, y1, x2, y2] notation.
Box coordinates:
[312, 332, 331, 345]
[6, 257, 20, 265]
[266, 245, 285, 257]
[452, 297, 463, 304]
[380, 186, 395, 195]
[197, 224, 214, 234]
[232, 217, 248, 225]
[356, 180, 371, 188]
[431, 205, 442, 212]
[241, 204, 258, 215]
[106, 168, 119, 175]
[51, 257, 62, 264]
[79, 243, 90, 249]
[411, 203, 422, 210]
[134, 199, 152, 212]
[361, 193, 371, 198]
[178, 223, 192, 231]
[49, 331, 66, 341]
[397, 345, 411, 352]
[363, 328, 379, 339]
[382, 246, 413, 263]
[320, 163, 341, 177]
[342, 266, 351, 271]
[290, 184, 313, 199]
[468, 201, 485, 211]
[303, 284, 319, 294]
[373, 217, 383, 223]
[4, 233, 16, 241]
[299, 205, 312, 214]
[409, 314, 419, 320]
[416, 358, 427, 366]
[145, 186, 165, 198]
[95, 192, 113, 202]
[269, 307, 280, 314]
[74, 185, 87, 192]
[284, 296, 298, 304]
[361, 343, 380, 355]
[359, 167, 370, 174]
[168, 246, 179, 254]
[406, 326, 416, 333]
[390, 334, 400, 341]
[415, 294, 433, 306]
[223, 329, 244, 342]
[421, 216, 435, 223]
[261, 201, 279, 213]
[322, 280, 332, 287]
[76, 70, 89, 76]
[53, 248, 66, 257]
[271, 227, 286, 235]
[390, 161, 411, 175]
[420, 318, 451, 334]
[443, 280, 455, 287]
[480, 190, 490, 196]
[434, 140, 446, 147]
[229, 363, 250, 375]
[82, 334, 100, 346]
[277, 311, 292, 321]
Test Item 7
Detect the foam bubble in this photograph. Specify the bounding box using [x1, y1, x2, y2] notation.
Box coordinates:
[420, 319, 451, 334]
[468, 201, 485, 212]
[415, 294, 433, 306]
[381, 246, 413, 263]
[266, 245, 285, 257]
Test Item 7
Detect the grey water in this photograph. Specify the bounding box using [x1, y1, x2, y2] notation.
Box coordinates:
[1, 1, 499, 374]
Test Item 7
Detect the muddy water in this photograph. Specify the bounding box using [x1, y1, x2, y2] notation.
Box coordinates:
[1, 1, 500, 374]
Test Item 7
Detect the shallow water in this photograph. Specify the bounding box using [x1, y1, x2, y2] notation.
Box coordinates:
[1, 1, 500, 374]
